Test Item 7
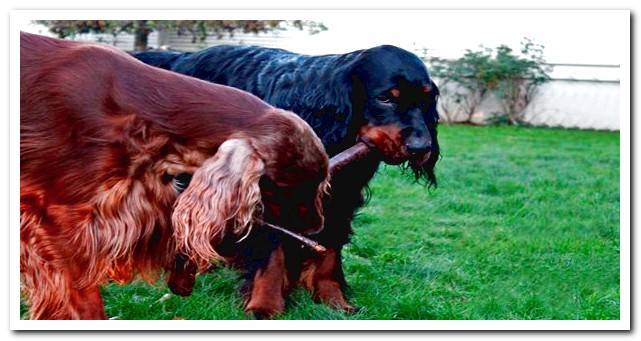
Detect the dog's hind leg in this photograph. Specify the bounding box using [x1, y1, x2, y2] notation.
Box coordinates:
[20, 199, 108, 320]
[67, 283, 108, 320]
[21, 234, 107, 319]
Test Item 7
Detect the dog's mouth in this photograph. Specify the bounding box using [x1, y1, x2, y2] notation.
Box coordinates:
[167, 254, 197, 296]
[358, 134, 423, 166]
[358, 132, 438, 186]
[357, 130, 406, 165]
[408, 150, 432, 167]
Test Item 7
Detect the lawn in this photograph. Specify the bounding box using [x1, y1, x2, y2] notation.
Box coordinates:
[21, 124, 621, 320]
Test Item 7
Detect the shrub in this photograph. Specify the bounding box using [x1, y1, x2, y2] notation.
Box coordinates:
[429, 38, 551, 125]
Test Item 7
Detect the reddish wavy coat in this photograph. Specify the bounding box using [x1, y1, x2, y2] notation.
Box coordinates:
[20, 32, 328, 320]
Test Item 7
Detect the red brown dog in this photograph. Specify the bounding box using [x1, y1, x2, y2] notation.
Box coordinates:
[20, 32, 328, 319]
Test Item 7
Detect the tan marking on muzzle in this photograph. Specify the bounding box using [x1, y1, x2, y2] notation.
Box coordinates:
[358, 124, 405, 162]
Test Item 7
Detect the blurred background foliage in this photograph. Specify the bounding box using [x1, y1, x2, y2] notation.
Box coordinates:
[35, 20, 327, 51]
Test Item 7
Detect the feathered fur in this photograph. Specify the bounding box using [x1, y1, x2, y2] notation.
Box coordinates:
[20, 33, 328, 319]
[172, 139, 266, 270]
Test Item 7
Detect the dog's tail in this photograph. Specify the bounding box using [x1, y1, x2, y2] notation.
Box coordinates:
[130, 50, 188, 70]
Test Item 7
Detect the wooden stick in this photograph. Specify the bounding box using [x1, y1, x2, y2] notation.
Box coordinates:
[264, 222, 327, 253]
[329, 142, 372, 176]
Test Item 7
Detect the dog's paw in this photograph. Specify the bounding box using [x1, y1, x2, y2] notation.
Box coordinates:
[313, 279, 358, 314]
[245, 303, 284, 320]
[320, 295, 359, 314]
[245, 296, 285, 320]
[335, 301, 359, 314]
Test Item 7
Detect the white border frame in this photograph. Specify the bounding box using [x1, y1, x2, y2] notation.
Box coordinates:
[9, 9, 631, 331]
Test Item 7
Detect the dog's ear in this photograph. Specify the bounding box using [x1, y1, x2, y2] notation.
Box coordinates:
[424, 81, 440, 187]
[312, 178, 331, 234]
[172, 139, 264, 270]
[426, 81, 441, 124]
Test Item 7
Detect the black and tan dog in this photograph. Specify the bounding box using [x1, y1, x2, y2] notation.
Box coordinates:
[134, 44, 440, 313]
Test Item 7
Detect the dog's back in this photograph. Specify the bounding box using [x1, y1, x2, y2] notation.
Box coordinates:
[137, 45, 314, 98]
[20, 34, 301, 204]
[133, 49, 190, 69]
[132, 45, 364, 151]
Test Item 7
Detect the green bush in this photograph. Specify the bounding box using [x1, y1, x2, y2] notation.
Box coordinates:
[429, 38, 551, 125]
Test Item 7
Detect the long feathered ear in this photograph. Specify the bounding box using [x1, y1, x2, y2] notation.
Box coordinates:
[172, 139, 265, 271]
[424, 81, 441, 187]
[427, 81, 441, 124]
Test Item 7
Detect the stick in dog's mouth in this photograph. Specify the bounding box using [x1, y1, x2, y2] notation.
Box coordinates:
[329, 141, 372, 176]
[264, 222, 327, 253]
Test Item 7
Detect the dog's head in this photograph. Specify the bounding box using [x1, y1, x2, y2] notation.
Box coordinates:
[171, 116, 329, 270]
[254, 112, 330, 237]
[351, 45, 440, 185]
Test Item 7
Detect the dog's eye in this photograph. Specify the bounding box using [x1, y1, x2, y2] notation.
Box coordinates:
[173, 173, 192, 193]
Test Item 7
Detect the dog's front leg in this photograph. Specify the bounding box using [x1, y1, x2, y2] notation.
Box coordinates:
[299, 246, 356, 313]
[244, 244, 288, 319]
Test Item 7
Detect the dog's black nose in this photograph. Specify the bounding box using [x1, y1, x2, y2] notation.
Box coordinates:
[406, 136, 431, 155]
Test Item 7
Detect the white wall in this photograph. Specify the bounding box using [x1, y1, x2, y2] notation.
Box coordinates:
[436, 65, 620, 131]
[523, 80, 619, 130]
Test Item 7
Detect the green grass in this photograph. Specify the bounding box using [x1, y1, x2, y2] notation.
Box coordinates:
[22, 125, 621, 320]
